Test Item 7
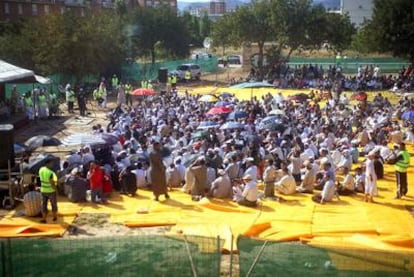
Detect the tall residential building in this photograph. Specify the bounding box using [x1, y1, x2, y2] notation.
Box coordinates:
[208, 0, 225, 21]
[137, 0, 177, 9]
[340, 0, 373, 27]
[0, 0, 114, 21]
[0, 0, 177, 22]
[209, 0, 225, 16]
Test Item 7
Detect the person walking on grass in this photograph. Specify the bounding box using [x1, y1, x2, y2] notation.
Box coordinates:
[39, 159, 58, 223]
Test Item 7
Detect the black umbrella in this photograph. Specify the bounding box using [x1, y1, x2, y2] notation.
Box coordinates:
[24, 154, 60, 174]
[24, 135, 61, 151]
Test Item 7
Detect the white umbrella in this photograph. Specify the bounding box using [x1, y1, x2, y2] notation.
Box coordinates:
[197, 121, 220, 130]
[268, 109, 284, 116]
[220, 122, 245, 130]
[62, 133, 118, 146]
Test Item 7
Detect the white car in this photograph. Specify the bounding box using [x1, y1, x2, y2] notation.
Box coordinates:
[172, 64, 201, 81]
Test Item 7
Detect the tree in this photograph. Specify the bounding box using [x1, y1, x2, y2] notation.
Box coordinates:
[350, 26, 376, 54]
[28, 11, 125, 81]
[232, 0, 276, 79]
[365, 0, 414, 62]
[322, 12, 355, 53]
[0, 19, 35, 69]
[211, 0, 354, 78]
[0, 11, 126, 82]
[282, 0, 354, 56]
[280, 0, 314, 57]
[211, 14, 236, 55]
[132, 6, 190, 64]
[199, 12, 211, 41]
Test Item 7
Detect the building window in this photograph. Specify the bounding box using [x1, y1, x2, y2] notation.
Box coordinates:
[44, 5, 49, 14]
[18, 4, 23, 15]
[4, 3, 10, 14]
[32, 4, 38, 15]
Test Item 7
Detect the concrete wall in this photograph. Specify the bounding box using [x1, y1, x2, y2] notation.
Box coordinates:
[341, 0, 373, 27]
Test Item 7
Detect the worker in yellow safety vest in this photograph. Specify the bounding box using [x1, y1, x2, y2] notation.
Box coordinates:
[394, 143, 410, 199]
[24, 91, 34, 120]
[37, 90, 48, 119]
[141, 79, 148, 89]
[125, 82, 132, 106]
[39, 158, 58, 223]
[111, 74, 119, 92]
[99, 81, 107, 108]
[48, 91, 58, 118]
[185, 70, 191, 83]
[65, 84, 75, 113]
[171, 74, 177, 88]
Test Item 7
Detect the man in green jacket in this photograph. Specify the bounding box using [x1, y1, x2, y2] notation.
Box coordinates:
[65, 84, 75, 113]
[394, 143, 410, 199]
[39, 158, 59, 223]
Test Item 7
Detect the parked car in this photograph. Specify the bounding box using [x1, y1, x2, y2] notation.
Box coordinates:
[228, 55, 242, 65]
[172, 64, 201, 81]
[191, 52, 213, 60]
[218, 55, 242, 67]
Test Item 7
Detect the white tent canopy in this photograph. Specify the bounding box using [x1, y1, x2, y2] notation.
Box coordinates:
[35, 75, 53, 85]
[0, 60, 52, 85]
[0, 60, 35, 83]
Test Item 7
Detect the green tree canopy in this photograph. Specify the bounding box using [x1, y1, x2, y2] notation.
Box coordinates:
[364, 0, 414, 62]
[211, 14, 237, 55]
[0, 11, 125, 82]
[211, 0, 355, 79]
[131, 6, 190, 64]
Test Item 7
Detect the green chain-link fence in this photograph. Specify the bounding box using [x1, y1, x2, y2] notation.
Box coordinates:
[1, 235, 223, 277]
[122, 57, 218, 83]
[1, 235, 414, 276]
[237, 236, 414, 277]
[287, 57, 409, 74]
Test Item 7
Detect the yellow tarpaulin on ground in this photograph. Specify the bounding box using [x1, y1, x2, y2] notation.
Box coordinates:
[0, 197, 79, 237]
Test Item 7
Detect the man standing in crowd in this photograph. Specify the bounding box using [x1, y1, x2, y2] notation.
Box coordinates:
[125, 81, 133, 106]
[39, 158, 58, 223]
[394, 143, 410, 199]
[77, 88, 87, 117]
[24, 91, 34, 121]
[111, 74, 119, 93]
[149, 140, 169, 201]
[65, 84, 75, 113]
[88, 161, 105, 203]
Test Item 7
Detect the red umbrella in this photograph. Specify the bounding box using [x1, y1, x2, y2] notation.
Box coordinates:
[352, 91, 367, 101]
[206, 106, 232, 115]
[131, 88, 155, 96]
